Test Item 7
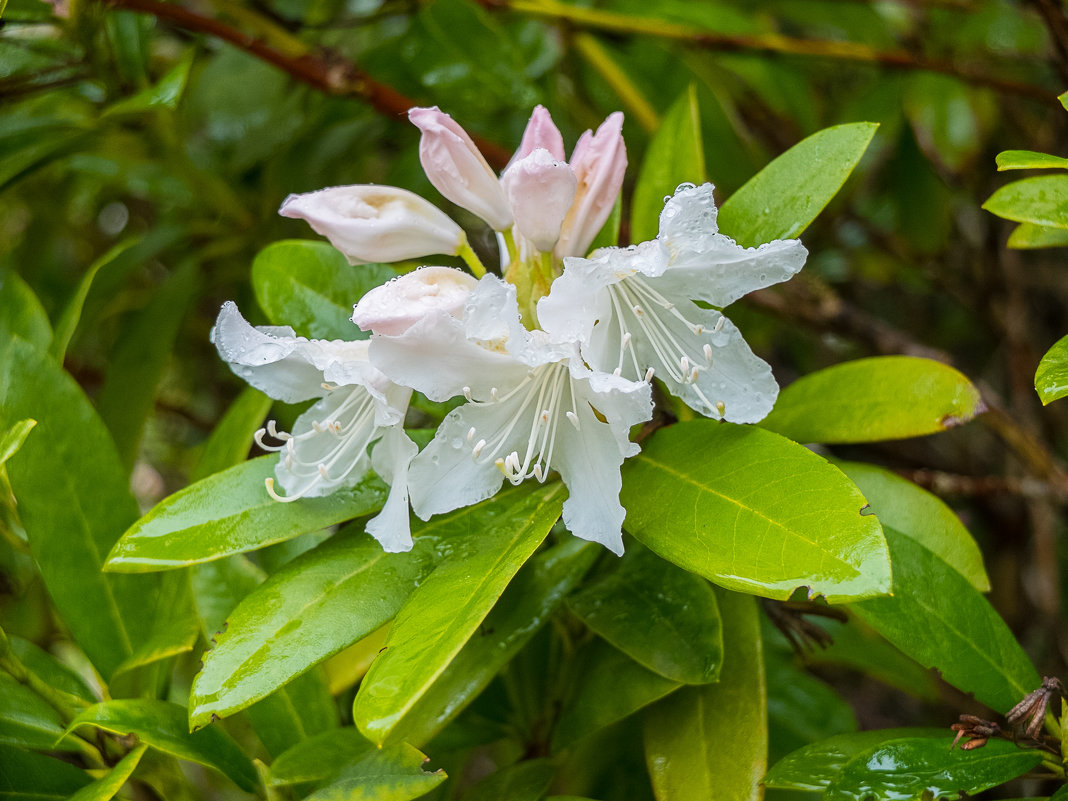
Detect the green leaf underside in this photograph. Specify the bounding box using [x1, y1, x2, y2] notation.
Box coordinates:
[567, 541, 722, 684]
[996, 149, 1068, 171]
[621, 421, 890, 603]
[0, 338, 154, 679]
[1036, 334, 1068, 405]
[190, 526, 436, 727]
[0, 744, 92, 799]
[983, 174, 1068, 229]
[631, 85, 706, 242]
[105, 456, 387, 571]
[67, 744, 148, 801]
[303, 743, 445, 801]
[354, 483, 564, 744]
[851, 528, 1040, 714]
[0, 270, 51, 352]
[833, 460, 988, 591]
[643, 587, 766, 801]
[553, 638, 681, 749]
[718, 122, 878, 247]
[252, 240, 395, 341]
[269, 728, 375, 786]
[388, 538, 598, 747]
[1008, 222, 1068, 249]
[761, 356, 984, 444]
[63, 700, 257, 792]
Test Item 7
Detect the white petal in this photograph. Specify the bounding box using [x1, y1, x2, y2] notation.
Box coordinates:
[352, 266, 477, 336]
[365, 425, 418, 552]
[658, 182, 720, 239]
[501, 148, 577, 252]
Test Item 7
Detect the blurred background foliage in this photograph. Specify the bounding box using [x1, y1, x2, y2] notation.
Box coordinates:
[2, 0, 1068, 793]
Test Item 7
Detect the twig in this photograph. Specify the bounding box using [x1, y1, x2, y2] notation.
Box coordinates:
[477, 0, 1057, 104]
[896, 468, 1068, 502]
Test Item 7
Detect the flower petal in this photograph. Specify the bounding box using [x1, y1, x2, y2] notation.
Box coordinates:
[365, 425, 418, 552]
[502, 148, 577, 252]
[352, 266, 477, 337]
[515, 105, 566, 162]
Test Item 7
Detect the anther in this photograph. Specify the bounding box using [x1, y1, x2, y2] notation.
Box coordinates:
[312, 421, 327, 433]
[621, 332, 632, 348]
[716, 401, 726, 416]
[491, 387, 500, 401]
[540, 410, 550, 424]
[466, 427, 476, 442]
[712, 317, 725, 334]
[703, 344, 713, 362]
[462, 386, 473, 402]
[472, 439, 486, 458]
[693, 324, 704, 335]
[681, 356, 691, 375]
[533, 464, 544, 482]
[689, 367, 700, 383]
[566, 411, 581, 429]
[645, 367, 655, 382]
[613, 367, 622, 376]
[633, 304, 644, 316]
[318, 464, 330, 478]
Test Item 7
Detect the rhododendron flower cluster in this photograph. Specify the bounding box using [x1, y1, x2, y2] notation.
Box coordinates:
[213, 106, 807, 555]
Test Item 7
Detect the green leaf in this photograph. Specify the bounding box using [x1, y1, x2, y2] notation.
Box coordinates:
[462, 759, 555, 801]
[764, 728, 957, 791]
[643, 587, 766, 801]
[63, 700, 258, 792]
[0, 119, 94, 193]
[1008, 222, 1068, 249]
[833, 460, 988, 591]
[826, 736, 1043, 801]
[50, 239, 140, 363]
[190, 527, 436, 728]
[997, 150, 1068, 171]
[567, 542, 722, 684]
[904, 73, 988, 173]
[96, 261, 199, 469]
[0, 270, 51, 352]
[0, 673, 81, 752]
[765, 645, 856, 757]
[269, 728, 374, 786]
[0, 420, 35, 470]
[111, 610, 200, 678]
[354, 483, 564, 744]
[0, 338, 155, 678]
[983, 174, 1068, 229]
[304, 743, 445, 801]
[192, 387, 272, 481]
[252, 240, 395, 341]
[630, 85, 706, 242]
[244, 669, 338, 758]
[852, 528, 1040, 714]
[68, 744, 147, 801]
[0, 744, 91, 799]
[718, 122, 877, 247]
[101, 50, 194, 117]
[8, 636, 95, 701]
[191, 553, 265, 638]
[621, 421, 890, 603]
[553, 638, 680, 749]
[1036, 334, 1068, 405]
[761, 356, 984, 444]
[105, 456, 387, 571]
[389, 538, 598, 747]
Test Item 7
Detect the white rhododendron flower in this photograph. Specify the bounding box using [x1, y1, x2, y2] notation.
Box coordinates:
[358, 275, 653, 555]
[538, 183, 807, 423]
[352, 265, 478, 336]
[210, 302, 417, 552]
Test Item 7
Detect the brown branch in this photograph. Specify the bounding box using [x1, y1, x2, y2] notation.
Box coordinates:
[896, 468, 1068, 502]
[99, 0, 513, 168]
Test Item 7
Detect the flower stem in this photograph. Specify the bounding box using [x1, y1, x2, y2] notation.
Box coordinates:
[457, 239, 487, 278]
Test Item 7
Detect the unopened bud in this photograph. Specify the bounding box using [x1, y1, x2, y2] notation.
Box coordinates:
[502, 149, 577, 253]
[353, 266, 477, 336]
[515, 105, 566, 161]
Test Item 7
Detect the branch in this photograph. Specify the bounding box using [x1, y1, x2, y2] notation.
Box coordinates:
[99, 0, 513, 168]
[478, 0, 1058, 105]
[896, 468, 1068, 502]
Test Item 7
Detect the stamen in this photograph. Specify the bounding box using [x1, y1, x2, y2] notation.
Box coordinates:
[716, 401, 726, 417]
[703, 344, 713, 362]
[265, 478, 301, 503]
[463, 386, 473, 402]
[540, 410, 550, 424]
[472, 439, 486, 458]
[491, 387, 500, 401]
[566, 411, 581, 429]
[613, 367, 621, 376]
[621, 332, 632, 348]
[681, 356, 691, 375]
[693, 324, 704, 334]
[645, 367, 655, 382]
[633, 304, 644, 316]
[318, 464, 330, 478]
[712, 317, 725, 333]
[533, 464, 544, 481]
[267, 420, 283, 438]
[466, 427, 476, 442]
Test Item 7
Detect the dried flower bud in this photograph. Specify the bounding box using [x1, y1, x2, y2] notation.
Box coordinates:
[353, 266, 477, 336]
[502, 148, 577, 253]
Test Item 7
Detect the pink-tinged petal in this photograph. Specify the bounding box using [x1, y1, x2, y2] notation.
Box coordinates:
[502, 148, 578, 253]
[352, 266, 477, 337]
[515, 105, 566, 161]
[409, 106, 513, 231]
[279, 184, 464, 265]
[555, 112, 627, 259]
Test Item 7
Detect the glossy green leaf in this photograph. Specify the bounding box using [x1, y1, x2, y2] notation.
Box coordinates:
[826, 736, 1043, 801]
[643, 587, 766, 801]
[252, 240, 395, 341]
[1036, 335, 1068, 405]
[354, 483, 564, 744]
[112, 611, 200, 677]
[463, 759, 555, 801]
[0, 673, 81, 752]
[1008, 222, 1068, 249]
[389, 538, 598, 747]
[622, 421, 890, 603]
[269, 728, 374, 786]
[0, 744, 91, 799]
[68, 744, 147, 801]
[997, 150, 1068, 171]
[64, 700, 257, 792]
[96, 261, 199, 468]
[630, 85, 706, 242]
[244, 668, 338, 758]
[568, 542, 722, 684]
[983, 174, 1068, 229]
[102, 50, 194, 117]
[718, 122, 877, 247]
[554, 638, 681, 749]
[0, 338, 155, 678]
[0, 270, 51, 352]
[834, 459, 988, 590]
[190, 526, 436, 727]
[304, 743, 445, 801]
[761, 356, 984, 444]
[105, 456, 387, 571]
[8, 636, 95, 701]
[192, 387, 272, 481]
[765, 646, 856, 759]
[190, 553, 265, 638]
[0, 420, 35, 470]
[764, 728, 954, 791]
[852, 528, 1040, 714]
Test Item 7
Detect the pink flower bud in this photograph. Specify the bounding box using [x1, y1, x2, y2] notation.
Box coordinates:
[555, 112, 627, 259]
[279, 185, 465, 265]
[515, 105, 566, 161]
[502, 149, 577, 253]
[353, 266, 477, 336]
[409, 107, 513, 231]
